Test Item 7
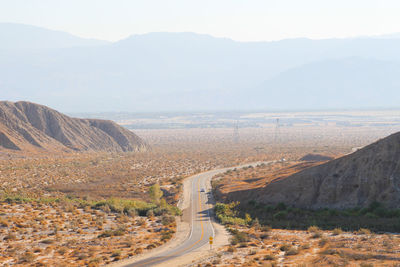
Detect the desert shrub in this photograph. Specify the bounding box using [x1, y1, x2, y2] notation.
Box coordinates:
[98, 230, 113, 238]
[215, 202, 240, 217]
[153, 207, 166, 216]
[134, 248, 143, 254]
[58, 247, 68, 255]
[212, 258, 222, 264]
[5, 195, 34, 204]
[161, 230, 174, 242]
[245, 213, 252, 225]
[311, 231, 322, 238]
[19, 251, 36, 263]
[234, 199, 400, 232]
[308, 226, 322, 238]
[146, 244, 157, 249]
[319, 248, 339, 255]
[167, 205, 182, 216]
[92, 198, 155, 215]
[273, 211, 288, 220]
[88, 257, 102, 266]
[300, 243, 310, 250]
[280, 244, 292, 252]
[249, 249, 257, 255]
[229, 229, 249, 245]
[286, 247, 299, 255]
[146, 209, 154, 218]
[260, 233, 269, 239]
[357, 228, 371, 235]
[40, 239, 54, 244]
[126, 208, 137, 217]
[137, 218, 146, 226]
[264, 254, 276, 260]
[382, 239, 393, 249]
[77, 253, 89, 260]
[318, 237, 329, 247]
[113, 227, 126, 236]
[0, 218, 9, 227]
[227, 246, 236, 252]
[308, 226, 320, 233]
[332, 228, 343, 235]
[215, 202, 248, 226]
[111, 250, 121, 257]
[239, 242, 249, 248]
[4, 232, 17, 241]
[98, 227, 126, 238]
[149, 184, 163, 204]
[161, 215, 175, 226]
[218, 214, 246, 226]
[261, 225, 272, 232]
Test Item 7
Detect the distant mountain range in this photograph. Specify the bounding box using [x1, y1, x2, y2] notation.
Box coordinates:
[0, 23, 109, 49]
[1, 23, 400, 112]
[0, 101, 148, 153]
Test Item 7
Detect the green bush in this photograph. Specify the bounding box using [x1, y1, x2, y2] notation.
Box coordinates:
[161, 215, 175, 226]
[273, 210, 288, 220]
[161, 230, 174, 242]
[98, 227, 126, 238]
[215, 202, 247, 226]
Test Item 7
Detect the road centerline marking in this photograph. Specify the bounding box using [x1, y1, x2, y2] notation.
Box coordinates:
[133, 175, 206, 267]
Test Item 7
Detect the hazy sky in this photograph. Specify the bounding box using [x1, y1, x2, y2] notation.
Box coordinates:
[1, 0, 400, 42]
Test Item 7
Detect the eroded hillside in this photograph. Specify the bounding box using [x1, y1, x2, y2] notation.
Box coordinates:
[0, 101, 148, 153]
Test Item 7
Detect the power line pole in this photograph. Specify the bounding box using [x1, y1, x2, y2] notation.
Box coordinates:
[233, 120, 239, 144]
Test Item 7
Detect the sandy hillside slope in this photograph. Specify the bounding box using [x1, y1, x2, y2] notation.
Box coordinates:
[0, 101, 148, 153]
[253, 132, 400, 209]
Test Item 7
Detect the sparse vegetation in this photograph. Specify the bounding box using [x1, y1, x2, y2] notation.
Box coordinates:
[214, 168, 400, 233]
[0, 194, 179, 266]
[2, 120, 400, 266]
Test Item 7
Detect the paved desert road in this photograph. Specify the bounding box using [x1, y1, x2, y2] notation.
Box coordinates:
[125, 169, 219, 267]
[123, 162, 268, 267]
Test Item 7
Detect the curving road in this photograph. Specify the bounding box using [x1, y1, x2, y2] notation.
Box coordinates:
[125, 169, 219, 267]
[124, 163, 265, 267]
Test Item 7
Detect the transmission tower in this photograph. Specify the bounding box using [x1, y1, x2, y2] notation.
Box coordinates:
[233, 120, 239, 144]
[274, 118, 280, 142]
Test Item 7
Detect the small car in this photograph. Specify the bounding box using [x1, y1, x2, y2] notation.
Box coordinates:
[200, 188, 205, 192]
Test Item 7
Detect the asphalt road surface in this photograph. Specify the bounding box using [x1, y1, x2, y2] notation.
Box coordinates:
[126, 170, 218, 267]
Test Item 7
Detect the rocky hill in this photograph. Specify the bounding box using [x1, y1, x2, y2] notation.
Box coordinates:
[254, 132, 400, 209]
[0, 101, 148, 153]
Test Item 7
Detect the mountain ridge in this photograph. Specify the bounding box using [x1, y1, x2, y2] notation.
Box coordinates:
[2, 23, 400, 112]
[0, 23, 109, 50]
[0, 101, 148, 153]
[252, 132, 400, 209]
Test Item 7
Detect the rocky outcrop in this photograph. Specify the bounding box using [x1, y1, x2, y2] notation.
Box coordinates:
[0, 101, 148, 153]
[257, 132, 400, 209]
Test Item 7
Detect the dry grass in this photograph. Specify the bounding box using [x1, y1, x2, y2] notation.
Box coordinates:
[0, 200, 172, 266]
[192, 225, 400, 266]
